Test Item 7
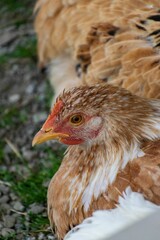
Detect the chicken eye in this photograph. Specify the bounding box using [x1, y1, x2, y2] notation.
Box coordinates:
[69, 115, 83, 125]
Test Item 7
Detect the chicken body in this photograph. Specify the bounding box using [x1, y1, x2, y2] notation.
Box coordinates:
[35, 0, 160, 99]
[48, 139, 160, 239]
[33, 84, 160, 239]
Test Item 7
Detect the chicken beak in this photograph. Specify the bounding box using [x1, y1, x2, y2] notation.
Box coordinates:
[32, 128, 69, 146]
[32, 100, 68, 146]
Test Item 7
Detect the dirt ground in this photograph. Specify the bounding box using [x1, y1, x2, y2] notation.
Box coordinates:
[0, 1, 64, 239]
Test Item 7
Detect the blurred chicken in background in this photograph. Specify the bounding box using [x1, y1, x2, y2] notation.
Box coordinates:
[34, 0, 160, 100]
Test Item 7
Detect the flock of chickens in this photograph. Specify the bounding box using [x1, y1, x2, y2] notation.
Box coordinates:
[33, 0, 160, 240]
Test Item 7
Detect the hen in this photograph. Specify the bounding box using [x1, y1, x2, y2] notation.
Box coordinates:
[34, 0, 160, 99]
[33, 84, 160, 239]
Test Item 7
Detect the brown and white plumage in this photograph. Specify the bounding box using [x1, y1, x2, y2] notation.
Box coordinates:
[33, 84, 160, 239]
[33, 0, 160, 238]
[64, 187, 160, 240]
[34, 0, 160, 99]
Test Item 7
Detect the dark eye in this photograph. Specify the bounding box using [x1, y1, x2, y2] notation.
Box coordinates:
[69, 114, 83, 125]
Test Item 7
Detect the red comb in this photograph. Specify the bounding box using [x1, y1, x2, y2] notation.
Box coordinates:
[51, 100, 63, 116]
[42, 100, 63, 129]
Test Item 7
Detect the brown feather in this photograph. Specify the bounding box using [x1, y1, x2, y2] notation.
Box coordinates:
[48, 139, 160, 239]
[34, 0, 160, 238]
[46, 84, 160, 239]
[34, 0, 160, 99]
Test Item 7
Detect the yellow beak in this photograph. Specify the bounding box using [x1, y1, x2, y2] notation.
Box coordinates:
[32, 128, 69, 146]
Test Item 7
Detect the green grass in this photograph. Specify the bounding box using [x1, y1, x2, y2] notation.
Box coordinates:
[0, 146, 64, 235]
[0, 141, 5, 161]
[9, 38, 37, 59]
[14, 147, 63, 206]
[0, 0, 34, 30]
[0, 107, 28, 128]
[0, 168, 15, 182]
[0, 0, 33, 13]
[0, 145, 63, 206]
[0, 38, 37, 64]
[29, 213, 49, 232]
[0, 0, 34, 29]
[0, 233, 17, 240]
[0, 106, 29, 164]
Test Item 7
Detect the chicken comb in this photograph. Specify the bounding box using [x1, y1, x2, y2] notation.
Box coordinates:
[42, 100, 63, 129]
[51, 99, 64, 116]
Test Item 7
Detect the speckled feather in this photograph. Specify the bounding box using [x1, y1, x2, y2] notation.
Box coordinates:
[47, 85, 160, 239]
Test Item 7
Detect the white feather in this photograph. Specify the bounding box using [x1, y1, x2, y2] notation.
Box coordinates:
[81, 141, 143, 212]
[64, 187, 160, 240]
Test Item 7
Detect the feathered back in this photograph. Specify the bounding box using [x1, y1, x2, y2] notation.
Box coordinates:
[78, 5, 160, 99]
[34, 0, 160, 99]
